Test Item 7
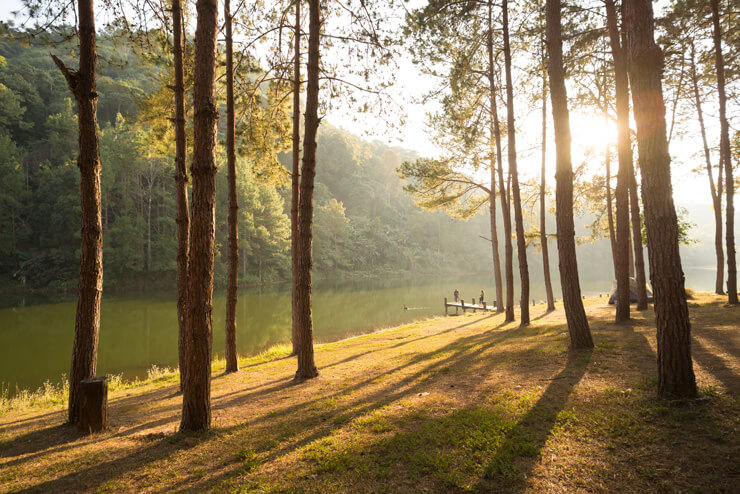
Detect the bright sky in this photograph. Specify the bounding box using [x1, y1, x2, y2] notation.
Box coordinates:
[0, 0, 723, 209]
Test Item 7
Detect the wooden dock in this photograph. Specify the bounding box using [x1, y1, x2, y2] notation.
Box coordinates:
[444, 297, 496, 315]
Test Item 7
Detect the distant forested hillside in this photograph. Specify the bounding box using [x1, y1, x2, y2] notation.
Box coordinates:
[0, 29, 490, 290]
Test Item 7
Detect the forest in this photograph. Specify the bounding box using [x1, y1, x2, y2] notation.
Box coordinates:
[0, 0, 738, 491]
[0, 29, 497, 290]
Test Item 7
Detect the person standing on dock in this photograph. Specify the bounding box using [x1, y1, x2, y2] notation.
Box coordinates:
[479, 290, 485, 305]
[454, 289, 460, 302]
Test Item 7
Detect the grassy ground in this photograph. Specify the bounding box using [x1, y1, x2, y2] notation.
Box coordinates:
[1, 294, 738, 493]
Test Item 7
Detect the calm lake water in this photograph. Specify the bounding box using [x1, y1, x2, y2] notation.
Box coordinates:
[0, 269, 716, 395]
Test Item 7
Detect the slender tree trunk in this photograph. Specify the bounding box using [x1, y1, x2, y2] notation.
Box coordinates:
[689, 42, 724, 295]
[291, 0, 301, 354]
[605, 0, 631, 321]
[628, 165, 648, 309]
[295, 0, 320, 380]
[172, 0, 189, 392]
[181, 0, 219, 430]
[52, 0, 103, 425]
[625, 0, 696, 397]
[540, 42, 555, 312]
[546, 0, 593, 349]
[605, 144, 617, 276]
[224, 0, 238, 373]
[493, 68, 514, 323]
[710, 0, 737, 304]
[622, 0, 648, 309]
[502, 0, 529, 326]
[487, 1, 503, 314]
[628, 230, 635, 278]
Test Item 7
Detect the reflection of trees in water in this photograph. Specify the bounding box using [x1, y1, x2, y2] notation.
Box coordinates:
[12, 270, 715, 395]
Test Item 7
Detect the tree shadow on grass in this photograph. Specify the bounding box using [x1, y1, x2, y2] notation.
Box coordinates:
[0, 423, 84, 460]
[691, 337, 740, 393]
[473, 348, 592, 493]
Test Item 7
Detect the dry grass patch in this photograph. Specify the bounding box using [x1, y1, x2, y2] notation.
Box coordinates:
[0, 294, 738, 493]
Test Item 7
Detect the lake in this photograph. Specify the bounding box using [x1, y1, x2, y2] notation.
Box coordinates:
[0, 268, 717, 395]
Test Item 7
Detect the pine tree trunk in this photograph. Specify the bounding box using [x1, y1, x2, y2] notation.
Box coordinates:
[295, 0, 320, 380]
[487, 1, 504, 314]
[606, 145, 617, 276]
[172, 0, 189, 392]
[181, 0, 219, 430]
[487, 25, 513, 321]
[291, 0, 301, 354]
[710, 0, 737, 304]
[625, 0, 696, 397]
[224, 0, 239, 373]
[605, 0, 631, 322]
[494, 78, 514, 323]
[628, 165, 648, 309]
[502, 0, 529, 326]
[540, 43, 555, 312]
[52, 0, 103, 425]
[689, 42, 724, 295]
[546, 0, 593, 349]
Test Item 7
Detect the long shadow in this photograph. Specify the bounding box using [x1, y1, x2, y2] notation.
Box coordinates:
[5, 314, 535, 492]
[317, 313, 498, 372]
[15, 433, 189, 493]
[176, 325, 525, 491]
[691, 337, 740, 393]
[0, 423, 84, 459]
[474, 349, 592, 492]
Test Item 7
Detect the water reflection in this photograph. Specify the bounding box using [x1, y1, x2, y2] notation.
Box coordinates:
[0, 269, 718, 394]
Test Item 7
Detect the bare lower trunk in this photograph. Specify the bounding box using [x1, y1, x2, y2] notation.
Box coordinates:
[605, 146, 617, 276]
[487, 1, 503, 313]
[605, 0, 630, 322]
[546, 0, 593, 349]
[291, 0, 301, 354]
[540, 45, 555, 312]
[181, 0, 219, 430]
[503, 0, 529, 326]
[295, 0, 320, 380]
[489, 46, 513, 321]
[496, 91, 514, 323]
[628, 167, 647, 309]
[52, 0, 103, 424]
[172, 0, 189, 392]
[625, 0, 696, 398]
[710, 0, 736, 304]
[224, 0, 239, 373]
[690, 42, 724, 294]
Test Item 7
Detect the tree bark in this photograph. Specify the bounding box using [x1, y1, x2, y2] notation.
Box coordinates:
[487, 1, 504, 314]
[224, 0, 239, 373]
[605, 144, 617, 276]
[295, 0, 320, 380]
[540, 37, 555, 312]
[625, 0, 696, 397]
[181, 0, 219, 430]
[493, 68, 514, 323]
[291, 0, 301, 354]
[52, 0, 103, 425]
[710, 0, 737, 304]
[689, 41, 724, 295]
[546, 0, 593, 349]
[628, 163, 648, 309]
[605, 0, 631, 322]
[172, 0, 189, 392]
[502, 0, 529, 326]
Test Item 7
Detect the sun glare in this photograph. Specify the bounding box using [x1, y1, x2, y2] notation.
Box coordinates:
[570, 114, 617, 153]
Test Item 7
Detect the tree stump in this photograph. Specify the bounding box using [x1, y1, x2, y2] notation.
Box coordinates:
[79, 377, 108, 433]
